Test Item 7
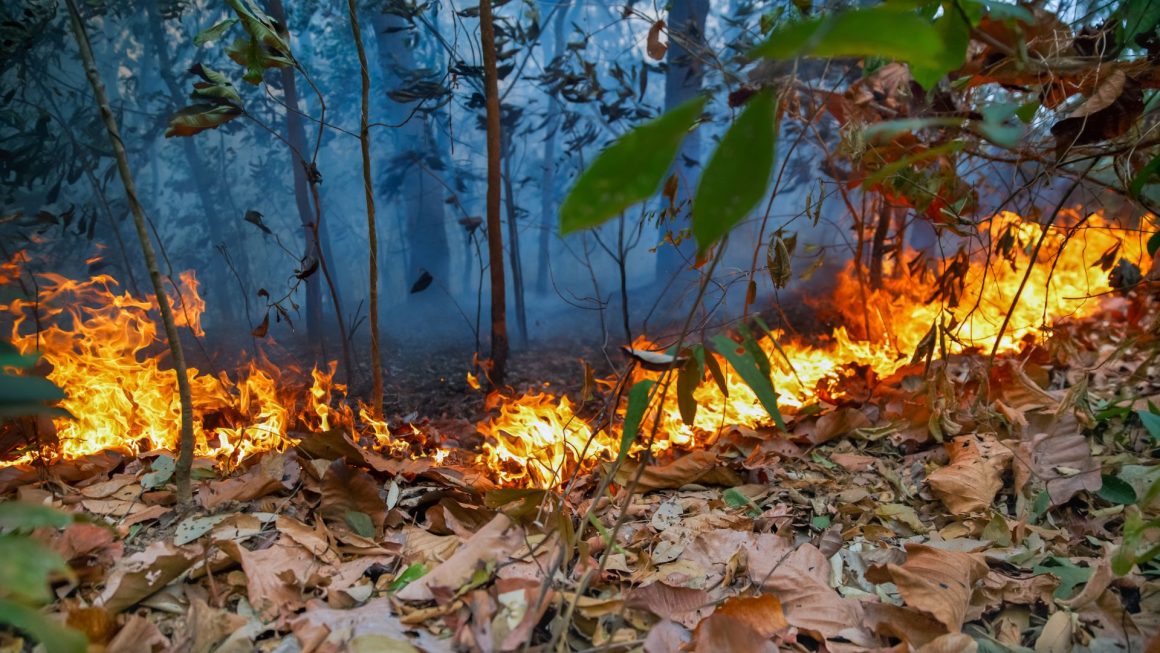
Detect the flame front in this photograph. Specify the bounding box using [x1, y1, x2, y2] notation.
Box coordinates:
[478, 211, 1150, 486]
[1, 211, 1151, 486]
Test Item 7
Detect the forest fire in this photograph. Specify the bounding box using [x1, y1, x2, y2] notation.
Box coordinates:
[0, 211, 1149, 486]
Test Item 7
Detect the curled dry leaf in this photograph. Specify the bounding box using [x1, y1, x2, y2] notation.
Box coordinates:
[647, 20, 667, 61]
[396, 513, 520, 602]
[197, 451, 300, 509]
[644, 619, 691, 653]
[97, 540, 197, 614]
[218, 538, 321, 621]
[320, 459, 387, 536]
[927, 433, 1013, 515]
[808, 407, 872, 445]
[754, 544, 865, 642]
[613, 449, 744, 491]
[691, 594, 784, 653]
[626, 581, 711, 622]
[1015, 430, 1101, 507]
[865, 543, 988, 632]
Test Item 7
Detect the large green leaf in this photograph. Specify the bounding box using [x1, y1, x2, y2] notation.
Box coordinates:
[0, 374, 65, 403]
[0, 599, 86, 653]
[0, 535, 73, 604]
[710, 333, 785, 430]
[0, 503, 74, 532]
[619, 380, 656, 462]
[0, 341, 36, 368]
[752, 4, 959, 89]
[692, 91, 778, 252]
[1129, 154, 1160, 198]
[165, 104, 244, 138]
[1138, 409, 1160, 442]
[560, 97, 706, 234]
[909, 5, 972, 88]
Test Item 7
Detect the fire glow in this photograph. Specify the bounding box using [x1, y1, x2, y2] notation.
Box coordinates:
[0, 211, 1149, 486]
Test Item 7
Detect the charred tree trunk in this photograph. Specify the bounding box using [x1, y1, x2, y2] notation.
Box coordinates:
[480, 0, 508, 384]
[655, 0, 709, 282]
[536, 0, 571, 295]
[67, 0, 195, 501]
[502, 130, 528, 346]
[346, 0, 383, 416]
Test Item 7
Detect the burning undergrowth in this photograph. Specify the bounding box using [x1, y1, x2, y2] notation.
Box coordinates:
[0, 210, 1153, 489]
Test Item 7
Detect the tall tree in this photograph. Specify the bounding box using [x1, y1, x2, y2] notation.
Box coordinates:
[655, 0, 709, 281]
[480, 0, 508, 384]
[370, 9, 450, 295]
[66, 0, 195, 500]
[535, 0, 571, 295]
[347, 0, 384, 416]
[267, 0, 323, 344]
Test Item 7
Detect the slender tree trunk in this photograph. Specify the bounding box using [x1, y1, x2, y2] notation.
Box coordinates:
[480, 0, 508, 384]
[501, 131, 528, 346]
[267, 0, 322, 345]
[346, 0, 383, 416]
[655, 0, 710, 281]
[67, 0, 195, 501]
[536, 0, 570, 295]
[145, 4, 237, 326]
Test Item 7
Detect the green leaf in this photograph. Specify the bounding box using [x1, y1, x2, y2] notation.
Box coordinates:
[0, 503, 74, 533]
[1129, 155, 1160, 198]
[909, 6, 971, 89]
[388, 563, 427, 592]
[1112, 506, 1160, 576]
[141, 456, 175, 490]
[692, 91, 778, 252]
[0, 598, 87, 653]
[1098, 474, 1138, 505]
[710, 333, 785, 430]
[1138, 409, 1160, 442]
[0, 341, 36, 369]
[1147, 232, 1160, 258]
[619, 381, 656, 462]
[1033, 556, 1093, 599]
[978, 102, 1024, 148]
[193, 18, 238, 46]
[189, 64, 242, 106]
[811, 514, 831, 530]
[702, 350, 729, 399]
[1117, 0, 1160, 53]
[752, 5, 960, 89]
[0, 375, 65, 403]
[560, 97, 706, 234]
[676, 356, 700, 427]
[165, 104, 244, 138]
[976, 0, 1034, 23]
[0, 535, 72, 604]
[1015, 101, 1040, 123]
[344, 511, 375, 538]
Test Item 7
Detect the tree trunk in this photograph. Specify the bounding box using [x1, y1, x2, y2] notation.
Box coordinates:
[480, 0, 508, 384]
[502, 130, 528, 346]
[655, 0, 710, 282]
[370, 12, 450, 295]
[536, 0, 571, 295]
[67, 0, 196, 501]
[267, 0, 323, 346]
[145, 3, 237, 327]
[346, 0, 383, 416]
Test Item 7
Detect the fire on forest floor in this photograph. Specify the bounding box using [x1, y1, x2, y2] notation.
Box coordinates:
[1, 210, 1159, 651]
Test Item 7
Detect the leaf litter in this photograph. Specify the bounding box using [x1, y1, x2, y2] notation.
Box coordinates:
[1, 304, 1159, 652]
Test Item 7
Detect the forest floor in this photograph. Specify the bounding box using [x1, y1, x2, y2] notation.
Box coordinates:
[1, 299, 1159, 653]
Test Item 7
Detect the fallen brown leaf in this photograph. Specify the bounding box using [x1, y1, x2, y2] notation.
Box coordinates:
[865, 543, 988, 632]
[97, 540, 197, 614]
[320, 458, 387, 537]
[396, 513, 519, 602]
[927, 433, 1013, 515]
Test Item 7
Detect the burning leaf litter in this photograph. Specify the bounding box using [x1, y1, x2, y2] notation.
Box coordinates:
[0, 211, 1158, 651]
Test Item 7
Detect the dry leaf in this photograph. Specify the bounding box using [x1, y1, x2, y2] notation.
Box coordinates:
[809, 407, 872, 444]
[97, 541, 196, 614]
[106, 614, 169, 653]
[646, 20, 667, 60]
[918, 633, 978, 653]
[614, 450, 744, 491]
[1034, 610, 1073, 653]
[927, 434, 1013, 514]
[396, 513, 520, 602]
[644, 619, 691, 653]
[626, 582, 710, 621]
[692, 595, 781, 653]
[1016, 431, 1101, 506]
[219, 538, 319, 621]
[865, 543, 988, 632]
[320, 459, 387, 536]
